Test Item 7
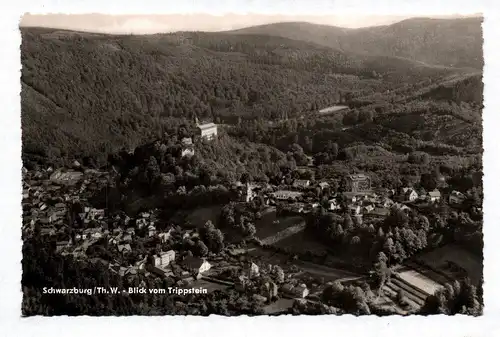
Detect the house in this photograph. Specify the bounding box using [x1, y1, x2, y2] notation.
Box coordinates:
[363, 205, 375, 213]
[282, 283, 309, 298]
[55, 240, 71, 252]
[159, 229, 173, 243]
[228, 248, 247, 258]
[135, 257, 148, 270]
[147, 225, 157, 237]
[182, 257, 212, 276]
[365, 207, 390, 219]
[181, 137, 193, 146]
[40, 227, 56, 236]
[88, 208, 105, 220]
[271, 190, 303, 201]
[392, 203, 411, 212]
[346, 174, 371, 193]
[183, 230, 194, 239]
[319, 182, 330, 190]
[379, 198, 394, 208]
[196, 118, 218, 140]
[449, 190, 466, 205]
[181, 148, 195, 158]
[290, 203, 305, 213]
[48, 212, 59, 223]
[292, 179, 310, 189]
[241, 183, 257, 202]
[292, 284, 310, 298]
[252, 294, 268, 303]
[428, 190, 442, 203]
[265, 282, 279, 299]
[249, 262, 260, 279]
[153, 250, 176, 268]
[136, 218, 148, 229]
[148, 250, 176, 277]
[402, 188, 418, 202]
[235, 275, 249, 291]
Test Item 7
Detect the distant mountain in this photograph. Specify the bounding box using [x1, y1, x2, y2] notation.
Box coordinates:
[227, 17, 483, 69]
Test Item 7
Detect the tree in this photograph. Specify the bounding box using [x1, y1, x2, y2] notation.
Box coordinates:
[273, 266, 285, 284]
[343, 214, 354, 232]
[240, 172, 251, 184]
[350, 236, 361, 245]
[421, 172, 438, 191]
[146, 156, 161, 185]
[201, 221, 225, 253]
[194, 240, 209, 257]
[244, 223, 257, 238]
[373, 252, 391, 292]
[383, 237, 396, 259]
[408, 151, 430, 165]
[420, 278, 482, 316]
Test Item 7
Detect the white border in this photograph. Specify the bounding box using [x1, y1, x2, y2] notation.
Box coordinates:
[1, 1, 499, 337]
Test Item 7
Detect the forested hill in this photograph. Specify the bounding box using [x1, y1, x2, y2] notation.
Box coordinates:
[21, 27, 463, 166]
[228, 17, 483, 69]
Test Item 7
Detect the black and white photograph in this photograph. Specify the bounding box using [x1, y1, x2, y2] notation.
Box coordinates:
[18, 12, 484, 317]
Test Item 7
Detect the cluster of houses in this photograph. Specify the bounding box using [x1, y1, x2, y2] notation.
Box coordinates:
[237, 173, 468, 220]
[22, 167, 102, 238]
[179, 119, 218, 158]
[233, 261, 310, 303]
[23, 166, 217, 287]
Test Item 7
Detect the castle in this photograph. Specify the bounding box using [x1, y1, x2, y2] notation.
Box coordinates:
[195, 117, 217, 141]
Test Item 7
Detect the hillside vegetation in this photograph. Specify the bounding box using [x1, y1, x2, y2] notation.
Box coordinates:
[228, 17, 483, 69]
[21, 27, 465, 165]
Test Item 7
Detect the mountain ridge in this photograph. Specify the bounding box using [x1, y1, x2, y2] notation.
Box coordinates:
[226, 17, 483, 69]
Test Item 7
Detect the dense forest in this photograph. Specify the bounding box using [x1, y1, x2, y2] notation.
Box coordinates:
[20, 26, 480, 166]
[20, 19, 484, 316]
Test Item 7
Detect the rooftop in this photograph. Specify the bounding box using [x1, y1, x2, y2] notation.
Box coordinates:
[347, 174, 369, 180]
[198, 123, 216, 130]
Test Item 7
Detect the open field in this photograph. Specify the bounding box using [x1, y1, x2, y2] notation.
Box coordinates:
[416, 244, 482, 285]
[247, 248, 360, 282]
[396, 269, 443, 296]
[273, 230, 329, 255]
[255, 210, 305, 239]
[260, 221, 306, 245]
[176, 205, 222, 228]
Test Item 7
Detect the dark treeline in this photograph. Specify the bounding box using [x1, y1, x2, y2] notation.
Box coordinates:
[21, 28, 461, 166]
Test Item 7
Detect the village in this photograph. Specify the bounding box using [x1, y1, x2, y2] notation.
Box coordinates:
[21, 140, 481, 316]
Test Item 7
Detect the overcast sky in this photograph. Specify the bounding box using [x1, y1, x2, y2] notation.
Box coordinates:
[19, 13, 481, 34]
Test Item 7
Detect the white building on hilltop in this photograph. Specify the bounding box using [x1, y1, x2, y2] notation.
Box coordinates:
[196, 117, 218, 140]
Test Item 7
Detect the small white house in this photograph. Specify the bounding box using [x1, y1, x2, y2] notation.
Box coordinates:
[328, 199, 340, 211]
[403, 188, 418, 202]
[428, 190, 442, 203]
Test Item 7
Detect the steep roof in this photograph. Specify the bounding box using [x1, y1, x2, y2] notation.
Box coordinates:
[198, 123, 216, 130]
